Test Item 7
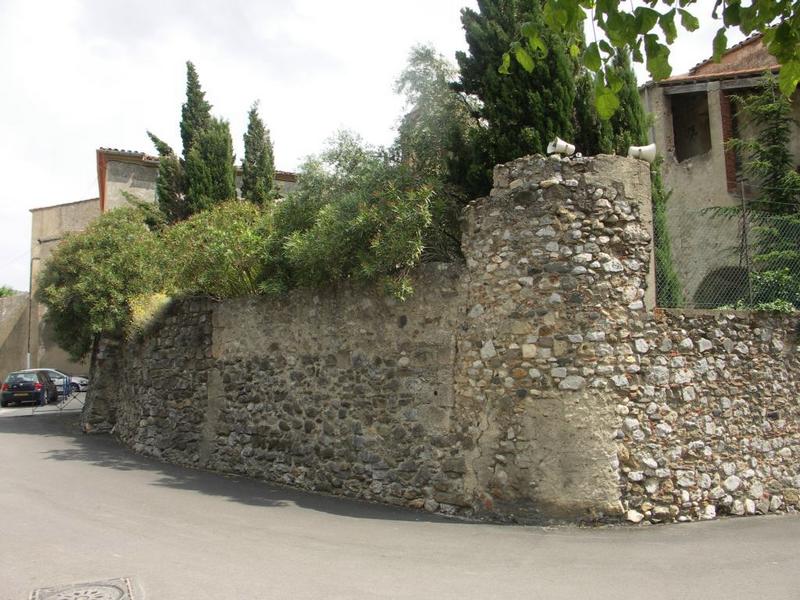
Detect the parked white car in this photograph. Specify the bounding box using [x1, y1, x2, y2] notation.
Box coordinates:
[20, 369, 88, 394]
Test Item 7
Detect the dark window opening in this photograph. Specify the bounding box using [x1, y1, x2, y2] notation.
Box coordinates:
[671, 92, 712, 162]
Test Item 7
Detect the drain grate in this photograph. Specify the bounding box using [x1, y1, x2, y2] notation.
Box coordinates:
[30, 578, 134, 600]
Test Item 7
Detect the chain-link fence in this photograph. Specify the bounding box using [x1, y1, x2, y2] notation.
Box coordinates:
[655, 195, 800, 310]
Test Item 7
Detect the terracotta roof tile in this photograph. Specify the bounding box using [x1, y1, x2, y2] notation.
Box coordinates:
[647, 33, 780, 88]
[97, 147, 160, 162]
[686, 33, 766, 76]
[97, 147, 297, 180]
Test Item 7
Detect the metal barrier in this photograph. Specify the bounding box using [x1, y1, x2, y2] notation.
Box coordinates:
[656, 199, 800, 311]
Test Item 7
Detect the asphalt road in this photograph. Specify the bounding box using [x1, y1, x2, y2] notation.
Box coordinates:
[1, 410, 798, 600]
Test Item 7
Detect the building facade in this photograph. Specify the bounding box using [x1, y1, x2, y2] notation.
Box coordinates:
[642, 35, 800, 306]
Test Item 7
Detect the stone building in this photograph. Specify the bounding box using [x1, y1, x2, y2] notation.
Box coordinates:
[22, 148, 297, 376]
[641, 34, 800, 306]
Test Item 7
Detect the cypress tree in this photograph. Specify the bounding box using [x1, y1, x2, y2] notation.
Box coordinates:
[241, 102, 276, 205]
[147, 132, 186, 222]
[607, 50, 649, 155]
[184, 117, 236, 213]
[573, 70, 613, 156]
[455, 0, 578, 196]
[180, 61, 212, 159]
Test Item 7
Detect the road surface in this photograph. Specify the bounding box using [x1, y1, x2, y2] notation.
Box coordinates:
[1, 410, 798, 599]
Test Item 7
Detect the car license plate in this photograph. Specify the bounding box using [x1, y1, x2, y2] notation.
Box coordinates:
[14, 392, 29, 397]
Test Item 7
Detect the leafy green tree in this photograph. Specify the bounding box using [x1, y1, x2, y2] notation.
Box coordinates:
[164, 201, 269, 298]
[394, 45, 477, 184]
[241, 102, 276, 205]
[729, 78, 800, 214]
[35, 208, 164, 359]
[0, 286, 14, 298]
[263, 131, 454, 299]
[504, 0, 800, 116]
[455, 0, 579, 196]
[180, 61, 212, 158]
[184, 117, 237, 214]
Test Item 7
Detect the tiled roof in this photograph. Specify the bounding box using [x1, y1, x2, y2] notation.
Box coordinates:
[686, 33, 766, 76]
[645, 33, 780, 88]
[659, 65, 780, 86]
[98, 147, 297, 180]
[275, 170, 297, 182]
[97, 147, 160, 162]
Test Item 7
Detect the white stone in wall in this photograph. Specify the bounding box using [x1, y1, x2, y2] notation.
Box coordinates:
[745, 499, 757, 514]
[611, 375, 629, 387]
[626, 510, 645, 523]
[647, 366, 670, 385]
[559, 376, 586, 390]
[480, 340, 497, 360]
[723, 475, 742, 492]
[656, 423, 673, 437]
[603, 258, 624, 272]
[536, 226, 556, 237]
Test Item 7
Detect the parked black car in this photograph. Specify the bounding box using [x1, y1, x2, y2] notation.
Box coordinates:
[1, 371, 58, 407]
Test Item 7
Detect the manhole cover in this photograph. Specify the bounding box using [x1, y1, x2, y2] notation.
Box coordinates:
[30, 578, 134, 600]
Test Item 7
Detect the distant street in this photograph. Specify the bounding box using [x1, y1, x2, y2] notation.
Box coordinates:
[1, 411, 798, 600]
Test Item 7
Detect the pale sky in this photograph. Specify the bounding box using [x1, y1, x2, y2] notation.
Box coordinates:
[0, 0, 740, 291]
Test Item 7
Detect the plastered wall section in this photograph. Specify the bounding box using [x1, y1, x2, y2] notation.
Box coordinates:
[103, 159, 297, 212]
[0, 294, 30, 376]
[29, 198, 99, 373]
[103, 159, 157, 211]
[646, 83, 741, 305]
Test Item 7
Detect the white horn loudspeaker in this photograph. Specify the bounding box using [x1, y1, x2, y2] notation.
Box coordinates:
[627, 143, 657, 163]
[547, 137, 576, 156]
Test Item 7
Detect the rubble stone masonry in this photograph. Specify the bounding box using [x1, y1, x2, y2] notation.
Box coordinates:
[85, 154, 799, 524]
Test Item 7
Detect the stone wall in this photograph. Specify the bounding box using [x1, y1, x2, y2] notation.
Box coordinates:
[452, 154, 653, 520]
[616, 310, 800, 523]
[85, 154, 799, 524]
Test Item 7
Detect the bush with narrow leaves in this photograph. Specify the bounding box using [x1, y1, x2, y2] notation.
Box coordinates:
[35, 207, 164, 359]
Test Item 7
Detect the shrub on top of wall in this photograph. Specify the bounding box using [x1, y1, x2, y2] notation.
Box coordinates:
[37, 134, 461, 356]
[128, 292, 173, 339]
[261, 131, 460, 300]
[36, 207, 165, 359]
[164, 200, 270, 299]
